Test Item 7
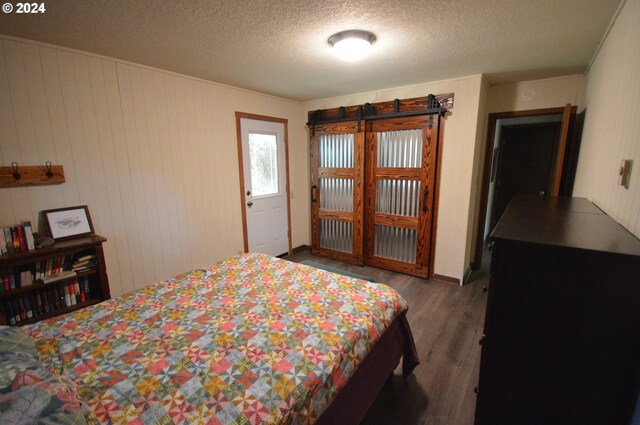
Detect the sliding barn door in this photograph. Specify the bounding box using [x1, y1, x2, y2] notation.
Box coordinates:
[364, 116, 441, 277]
[310, 123, 364, 264]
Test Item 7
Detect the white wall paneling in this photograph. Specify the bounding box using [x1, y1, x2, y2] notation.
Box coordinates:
[0, 36, 305, 296]
[574, 0, 640, 238]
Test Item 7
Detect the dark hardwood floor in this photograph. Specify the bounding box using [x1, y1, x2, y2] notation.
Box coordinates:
[285, 250, 489, 425]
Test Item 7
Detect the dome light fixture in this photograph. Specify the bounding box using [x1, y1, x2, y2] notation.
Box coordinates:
[328, 30, 376, 62]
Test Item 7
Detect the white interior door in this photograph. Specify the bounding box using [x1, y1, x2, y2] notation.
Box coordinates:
[240, 118, 289, 256]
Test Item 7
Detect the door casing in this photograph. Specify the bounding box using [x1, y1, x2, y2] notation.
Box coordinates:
[235, 112, 292, 256]
[473, 104, 576, 269]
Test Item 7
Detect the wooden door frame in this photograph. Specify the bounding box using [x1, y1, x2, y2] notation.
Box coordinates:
[472, 105, 575, 269]
[235, 112, 293, 255]
[429, 119, 445, 280]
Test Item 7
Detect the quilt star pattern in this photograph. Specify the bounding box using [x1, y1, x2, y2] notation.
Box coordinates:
[26, 253, 408, 425]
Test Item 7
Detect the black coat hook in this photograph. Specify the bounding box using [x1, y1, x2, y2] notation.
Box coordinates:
[11, 162, 20, 181]
[45, 161, 54, 179]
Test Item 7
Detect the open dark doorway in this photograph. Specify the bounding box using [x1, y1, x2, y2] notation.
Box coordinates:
[489, 122, 560, 230]
[473, 104, 582, 272]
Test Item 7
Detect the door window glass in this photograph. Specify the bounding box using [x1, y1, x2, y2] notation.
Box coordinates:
[249, 132, 278, 196]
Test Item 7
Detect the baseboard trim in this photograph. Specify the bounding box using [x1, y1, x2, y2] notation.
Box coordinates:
[292, 244, 310, 254]
[432, 273, 460, 285]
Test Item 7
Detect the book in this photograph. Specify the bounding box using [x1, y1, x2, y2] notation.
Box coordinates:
[73, 260, 97, 272]
[21, 221, 36, 251]
[75, 254, 95, 263]
[1, 269, 8, 291]
[41, 269, 76, 284]
[25, 296, 33, 319]
[41, 290, 50, 314]
[17, 298, 25, 321]
[0, 228, 7, 255]
[34, 292, 42, 317]
[10, 227, 21, 252]
[16, 225, 28, 252]
[8, 268, 15, 289]
[3, 228, 13, 254]
[82, 276, 90, 298]
[11, 300, 20, 323]
[6, 302, 16, 325]
[68, 281, 76, 305]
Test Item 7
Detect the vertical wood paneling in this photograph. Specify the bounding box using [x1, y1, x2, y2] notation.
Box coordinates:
[0, 37, 305, 295]
[149, 71, 177, 277]
[102, 63, 141, 293]
[139, 66, 164, 278]
[575, 0, 640, 238]
[2, 41, 35, 222]
[191, 79, 208, 266]
[66, 52, 95, 207]
[120, 64, 160, 284]
[39, 47, 79, 209]
[216, 88, 234, 259]
[85, 57, 124, 295]
[0, 41, 16, 224]
[175, 76, 198, 267]
[22, 44, 56, 217]
[162, 74, 191, 272]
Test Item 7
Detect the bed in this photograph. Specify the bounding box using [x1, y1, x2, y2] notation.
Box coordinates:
[6, 253, 418, 424]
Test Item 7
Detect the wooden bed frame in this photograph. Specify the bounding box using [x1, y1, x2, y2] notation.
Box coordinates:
[317, 314, 419, 424]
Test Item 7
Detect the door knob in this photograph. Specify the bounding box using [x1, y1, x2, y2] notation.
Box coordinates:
[247, 201, 253, 207]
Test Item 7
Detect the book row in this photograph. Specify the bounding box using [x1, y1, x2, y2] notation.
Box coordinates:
[2, 277, 92, 325]
[1, 253, 97, 291]
[0, 221, 36, 255]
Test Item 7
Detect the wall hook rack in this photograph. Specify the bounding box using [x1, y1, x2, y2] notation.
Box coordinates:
[11, 162, 20, 181]
[0, 162, 65, 188]
[45, 161, 54, 179]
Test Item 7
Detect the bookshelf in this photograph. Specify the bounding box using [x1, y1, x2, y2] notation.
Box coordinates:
[0, 235, 110, 326]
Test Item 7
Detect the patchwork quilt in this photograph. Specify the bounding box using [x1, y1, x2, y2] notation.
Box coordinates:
[26, 253, 409, 424]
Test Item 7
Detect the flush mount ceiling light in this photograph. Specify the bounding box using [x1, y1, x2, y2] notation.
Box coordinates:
[328, 30, 376, 62]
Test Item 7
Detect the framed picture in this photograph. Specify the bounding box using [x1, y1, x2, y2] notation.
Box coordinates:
[42, 205, 94, 241]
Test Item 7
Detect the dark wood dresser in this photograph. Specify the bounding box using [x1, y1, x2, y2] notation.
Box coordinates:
[475, 195, 640, 425]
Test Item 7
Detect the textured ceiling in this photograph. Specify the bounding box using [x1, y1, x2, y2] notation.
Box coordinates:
[0, 0, 620, 101]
